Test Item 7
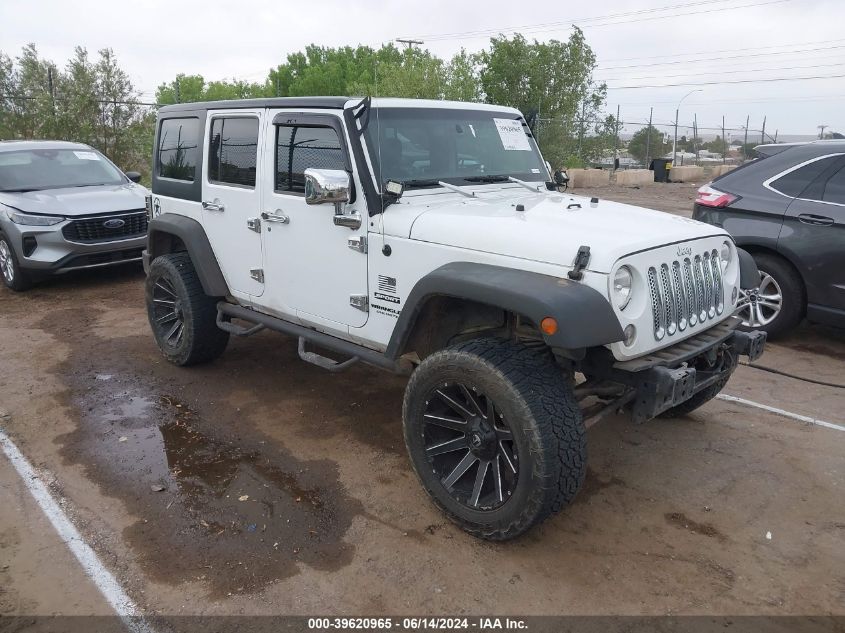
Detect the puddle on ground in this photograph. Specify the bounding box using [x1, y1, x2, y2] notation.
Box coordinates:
[46, 309, 364, 597]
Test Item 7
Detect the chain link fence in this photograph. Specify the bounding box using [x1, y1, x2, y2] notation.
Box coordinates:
[534, 111, 806, 172]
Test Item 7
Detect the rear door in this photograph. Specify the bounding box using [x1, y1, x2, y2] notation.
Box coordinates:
[201, 110, 265, 297]
[779, 156, 845, 314]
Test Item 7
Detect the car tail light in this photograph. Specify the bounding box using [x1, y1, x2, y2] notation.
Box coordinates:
[696, 184, 737, 208]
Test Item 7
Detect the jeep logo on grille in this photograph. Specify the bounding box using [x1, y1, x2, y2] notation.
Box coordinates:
[676, 245, 692, 257]
[103, 218, 126, 229]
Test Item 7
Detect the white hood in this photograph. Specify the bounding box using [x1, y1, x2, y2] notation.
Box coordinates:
[386, 185, 727, 273]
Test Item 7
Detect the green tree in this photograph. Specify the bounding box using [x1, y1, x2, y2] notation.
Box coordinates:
[443, 49, 481, 102]
[704, 135, 728, 155]
[0, 44, 154, 180]
[628, 125, 669, 164]
[477, 29, 606, 165]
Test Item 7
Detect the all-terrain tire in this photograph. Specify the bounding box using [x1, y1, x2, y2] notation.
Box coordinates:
[0, 233, 33, 292]
[660, 369, 734, 418]
[402, 337, 586, 541]
[145, 253, 229, 366]
[740, 253, 804, 340]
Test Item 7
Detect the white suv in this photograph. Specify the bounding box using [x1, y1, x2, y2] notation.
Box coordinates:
[143, 97, 766, 540]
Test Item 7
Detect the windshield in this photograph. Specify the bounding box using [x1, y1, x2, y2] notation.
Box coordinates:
[363, 108, 548, 190]
[0, 148, 125, 192]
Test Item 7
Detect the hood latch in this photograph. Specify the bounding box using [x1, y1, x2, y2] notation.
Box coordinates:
[568, 245, 591, 281]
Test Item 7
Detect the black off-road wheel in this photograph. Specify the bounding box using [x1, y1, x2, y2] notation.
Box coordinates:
[660, 369, 734, 418]
[402, 338, 586, 541]
[0, 233, 33, 292]
[145, 253, 229, 366]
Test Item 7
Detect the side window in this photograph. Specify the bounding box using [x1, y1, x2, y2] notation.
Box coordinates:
[769, 156, 839, 197]
[158, 118, 199, 181]
[208, 117, 259, 188]
[820, 164, 845, 205]
[275, 125, 345, 195]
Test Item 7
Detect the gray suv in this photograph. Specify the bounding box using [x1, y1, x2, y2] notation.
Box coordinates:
[693, 140, 845, 337]
[0, 140, 148, 291]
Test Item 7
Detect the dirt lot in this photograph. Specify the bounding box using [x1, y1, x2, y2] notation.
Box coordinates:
[1, 183, 844, 619]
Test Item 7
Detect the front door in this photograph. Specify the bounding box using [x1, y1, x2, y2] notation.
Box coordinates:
[260, 110, 369, 332]
[201, 110, 265, 297]
[781, 156, 845, 313]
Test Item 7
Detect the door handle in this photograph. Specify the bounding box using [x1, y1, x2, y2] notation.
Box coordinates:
[798, 213, 834, 226]
[333, 211, 362, 230]
[202, 199, 225, 212]
[261, 210, 290, 224]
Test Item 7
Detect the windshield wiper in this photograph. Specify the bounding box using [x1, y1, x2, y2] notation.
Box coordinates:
[0, 188, 40, 193]
[403, 178, 442, 189]
[462, 175, 510, 183]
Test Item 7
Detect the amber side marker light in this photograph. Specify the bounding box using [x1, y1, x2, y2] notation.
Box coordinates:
[540, 317, 558, 336]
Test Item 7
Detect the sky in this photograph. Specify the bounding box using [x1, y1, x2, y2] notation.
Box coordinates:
[2, 0, 843, 139]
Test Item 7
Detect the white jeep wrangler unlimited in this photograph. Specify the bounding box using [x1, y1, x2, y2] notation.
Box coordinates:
[143, 97, 766, 540]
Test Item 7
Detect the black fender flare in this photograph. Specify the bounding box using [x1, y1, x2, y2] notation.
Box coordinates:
[385, 262, 624, 359]
[146, 214, 229, 297]
[737, 247, 761, 289]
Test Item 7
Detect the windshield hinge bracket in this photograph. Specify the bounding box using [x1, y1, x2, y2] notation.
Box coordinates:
[568, 245, 591, 281]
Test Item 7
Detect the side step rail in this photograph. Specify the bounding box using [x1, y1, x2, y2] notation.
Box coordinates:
[216, 312, 265, 337]
[216, 302, 412, 375]
[298, 338, 359, 373]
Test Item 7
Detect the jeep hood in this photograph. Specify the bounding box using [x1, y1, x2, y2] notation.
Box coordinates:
[0, 183, 147, 217]
[400, 188, 727, 273]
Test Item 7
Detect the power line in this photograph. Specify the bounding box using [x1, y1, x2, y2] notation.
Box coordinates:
[411, 0, 793, 41]
[406, 0, 732, 40]
[596, 37, 845, 64]
[606, 73, 845, 90]
[599, 43, 845, 71]
[599, 60, 845, 82]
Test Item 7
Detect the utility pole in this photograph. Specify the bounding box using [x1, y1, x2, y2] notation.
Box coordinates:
[613, 104, 620, 171]
[645, 106, 653, 168]
[721, 115, 726, 164]
[175, 80, 181, 104]
[818, 124, 828, 139]
[395, 38, 423, 49]
[693, 113, 698, 163]
[673, 108, 679, 167]
[743, 115, 749, 160]
[761, 116, 766, 144]
[47, 67, 55, 116]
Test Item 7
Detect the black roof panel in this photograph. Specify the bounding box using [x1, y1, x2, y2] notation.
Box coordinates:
[158, 96, 353, 114]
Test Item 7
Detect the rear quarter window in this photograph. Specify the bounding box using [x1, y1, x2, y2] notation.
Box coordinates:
[768, 155, 841, 198]
[157, 118, 200, 182]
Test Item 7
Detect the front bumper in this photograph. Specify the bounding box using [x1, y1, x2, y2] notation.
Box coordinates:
[1, 218, 145, 275]
[584, 317, 766, 423]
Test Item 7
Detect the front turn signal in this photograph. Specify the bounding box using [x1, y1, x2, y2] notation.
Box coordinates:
[540, 317, 558, 336]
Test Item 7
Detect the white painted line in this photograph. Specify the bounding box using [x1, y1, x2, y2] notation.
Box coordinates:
[717, 394, 845, 433]
[0, 428, 157, 633]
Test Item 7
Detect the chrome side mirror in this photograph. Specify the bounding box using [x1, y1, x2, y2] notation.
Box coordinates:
[304, 168, 350, 205]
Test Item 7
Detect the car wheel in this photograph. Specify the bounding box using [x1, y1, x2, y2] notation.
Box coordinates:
[736, 253, 804, 339]
[0, 234, 32, 292]
[402, 337, 586, 541]
[145, 252, 229, 366]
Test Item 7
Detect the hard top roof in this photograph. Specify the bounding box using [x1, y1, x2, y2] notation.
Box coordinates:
[157, 96, 523, 115]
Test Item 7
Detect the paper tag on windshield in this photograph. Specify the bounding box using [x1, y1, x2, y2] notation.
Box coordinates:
[73, 151, 100, 160]
[494, 118, 531, 151]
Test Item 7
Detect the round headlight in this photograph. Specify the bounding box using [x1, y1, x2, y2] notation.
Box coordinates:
[720, 240, 732, 271]
[613, 266, 633, 310]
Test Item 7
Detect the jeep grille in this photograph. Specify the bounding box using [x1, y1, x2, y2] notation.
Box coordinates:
[647, 248, 725, 341]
